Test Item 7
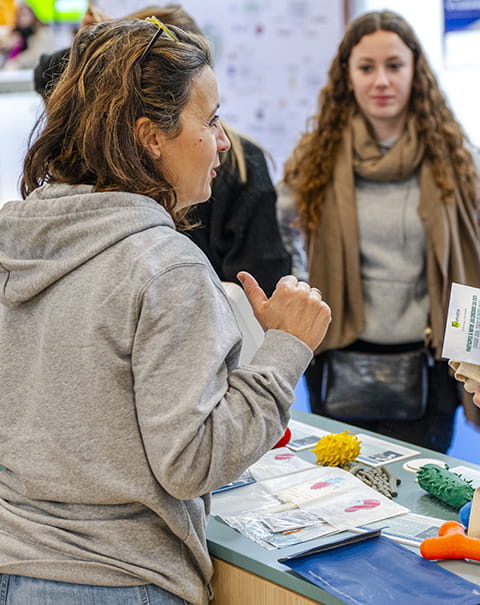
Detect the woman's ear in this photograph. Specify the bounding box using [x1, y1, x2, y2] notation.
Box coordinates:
[135, 117, 164, 160]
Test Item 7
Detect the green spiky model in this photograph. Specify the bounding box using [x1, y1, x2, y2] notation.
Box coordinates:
[417, 464, 474, 509]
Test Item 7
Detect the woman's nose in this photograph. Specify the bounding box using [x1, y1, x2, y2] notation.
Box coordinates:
[373, 67, 389, 87]
[217, 123, 231, 153]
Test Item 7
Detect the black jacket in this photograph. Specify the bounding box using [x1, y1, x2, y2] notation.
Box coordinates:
[188, 137, 291, 296]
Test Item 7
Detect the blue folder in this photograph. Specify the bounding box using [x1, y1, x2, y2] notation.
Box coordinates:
[280, 531, 480, 605]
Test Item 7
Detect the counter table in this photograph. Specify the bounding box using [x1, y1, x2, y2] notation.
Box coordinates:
[207, 409, 480, 604]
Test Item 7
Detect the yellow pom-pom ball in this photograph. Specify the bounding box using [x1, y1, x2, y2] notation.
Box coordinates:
[311, 430, 361, 468]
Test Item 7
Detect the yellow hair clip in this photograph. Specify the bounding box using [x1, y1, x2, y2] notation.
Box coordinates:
[138, 16, 179, 65]
[145, 16, 179, 42]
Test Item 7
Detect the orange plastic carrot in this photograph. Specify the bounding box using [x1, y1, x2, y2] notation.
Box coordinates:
[420, 521, 480, 561]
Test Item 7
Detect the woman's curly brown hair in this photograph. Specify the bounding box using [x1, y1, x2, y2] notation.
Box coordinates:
[283, 10, 478, 236]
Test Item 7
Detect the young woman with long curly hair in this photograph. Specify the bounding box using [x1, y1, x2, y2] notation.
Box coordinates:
[280, 9, 480, 452]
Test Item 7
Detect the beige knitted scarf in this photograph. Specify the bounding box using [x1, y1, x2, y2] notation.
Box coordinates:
[351, 113, 423, 181]
[308, 112, 480, 357]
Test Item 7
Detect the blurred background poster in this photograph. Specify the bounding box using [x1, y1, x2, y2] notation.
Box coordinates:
[0, 0, 344, 203]
[443, 0, 480, 67]
[0, 0, 15, 25]
[444, 0, 480, 32]
[96, 0, 346, 182]
[15, 0, 88, 23]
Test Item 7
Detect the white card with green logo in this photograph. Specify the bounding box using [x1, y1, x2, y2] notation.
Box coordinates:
[442, 282, 480, 363]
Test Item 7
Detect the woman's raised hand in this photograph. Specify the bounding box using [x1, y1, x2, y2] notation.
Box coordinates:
[238, 271, 331, 352]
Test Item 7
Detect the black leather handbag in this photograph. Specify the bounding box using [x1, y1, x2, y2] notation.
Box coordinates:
[320, 348, 431, 421]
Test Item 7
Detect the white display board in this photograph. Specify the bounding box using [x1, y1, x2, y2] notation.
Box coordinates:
[97, 0, 345, 182]
[0, 88, 43, 205]
[0, 1, 344, 204]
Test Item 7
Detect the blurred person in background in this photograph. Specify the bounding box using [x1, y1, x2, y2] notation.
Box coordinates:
[279, 10, 480, 452]
[0, 2, 52, 70]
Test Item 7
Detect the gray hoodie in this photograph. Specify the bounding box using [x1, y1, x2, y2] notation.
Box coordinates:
[0, 184, 311, 604]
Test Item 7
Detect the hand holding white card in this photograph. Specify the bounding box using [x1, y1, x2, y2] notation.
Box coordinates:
[442, 282, 480, 364]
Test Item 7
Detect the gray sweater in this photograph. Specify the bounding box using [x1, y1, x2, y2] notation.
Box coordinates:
[355, 172, 429, 344]
[0, 184, 311, 604]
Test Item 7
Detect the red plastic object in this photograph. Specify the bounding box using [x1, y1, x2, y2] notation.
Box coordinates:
[273, 427, 291, 449]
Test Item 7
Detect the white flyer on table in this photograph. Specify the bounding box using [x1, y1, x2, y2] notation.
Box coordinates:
[355, 512, 445, 546]
[356, 433, 419, 466]
[287, 419, 330, 451]
[451, 465, 480, 489]
[442, 282, 480, 364]
[262, 466, 408, 529]
[248, 447, 316, 482]
[214, 465, 408, 549]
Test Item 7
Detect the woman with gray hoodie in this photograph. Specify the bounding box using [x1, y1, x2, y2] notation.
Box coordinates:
[0, 17, 330, 605]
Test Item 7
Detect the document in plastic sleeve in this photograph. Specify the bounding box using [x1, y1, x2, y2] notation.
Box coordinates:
[442, 282, 480, 364]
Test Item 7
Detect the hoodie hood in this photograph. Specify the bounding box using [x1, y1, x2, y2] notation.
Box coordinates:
[0, 183, 175, 306]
